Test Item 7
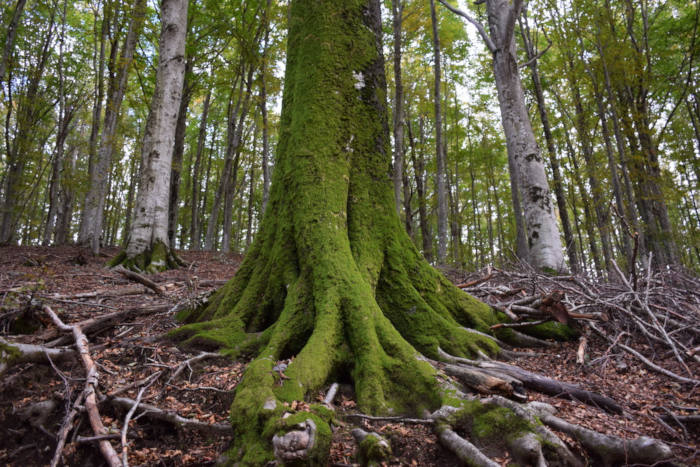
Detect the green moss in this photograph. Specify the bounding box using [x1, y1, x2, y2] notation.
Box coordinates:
[109, 239, 183, 273]
[446, 400, 534, 447]
[521, 321, 579, 341]
[356, 432, 391, 466]
[0, 340, 22, 365]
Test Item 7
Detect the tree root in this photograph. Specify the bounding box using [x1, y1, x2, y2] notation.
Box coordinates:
[351, 428, 391, 466]
[528, 400, 673, 466]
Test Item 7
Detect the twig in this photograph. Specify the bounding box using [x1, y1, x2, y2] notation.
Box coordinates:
[121, 386, 146, 467]
[42, 305, 121, 467]
[345, 413, 434, 425]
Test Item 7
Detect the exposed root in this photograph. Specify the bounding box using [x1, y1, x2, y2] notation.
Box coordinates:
[528, 400, 673, 466]
[109, 240, 185, 274]
[351, 428, 392, 466]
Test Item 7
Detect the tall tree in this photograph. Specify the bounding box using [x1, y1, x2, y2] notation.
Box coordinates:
[80, 0, 146, 254]
[391, 0, 405, 218]
[439, 0, 567, 272]
[172, 0, 505, 462]
[429, 0, 449, 264]
[519, 9, 579, 273]
[110, 0, 188, 272]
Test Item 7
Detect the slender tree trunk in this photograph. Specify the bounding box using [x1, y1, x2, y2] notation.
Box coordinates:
[55, 145, 78, 245]
[81, 0, 146, 255]
[260, 28, 271, 213]
[570, 81, 614, 275]
[429, 0, 448, 264]
[221, 72, 254, 252]
[204, 76, 242, 251]
[79, 1, 110, 240]
[122, 153, 139, 246]
[111, 0, 188, 272]
[44, 0, 70, 246]
[245, 150, 257, 251]
[564, 127, 602, 273]
[168, 60, 193, 248]
[408, 114, 433, 262]
[391, 0, 405, 218]
[190, 89, 211, 250]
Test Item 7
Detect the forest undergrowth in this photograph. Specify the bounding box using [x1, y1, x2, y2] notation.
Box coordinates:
[0, 246, 697, 466]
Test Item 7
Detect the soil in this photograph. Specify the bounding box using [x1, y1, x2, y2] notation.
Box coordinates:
[0, 246, 697, 466]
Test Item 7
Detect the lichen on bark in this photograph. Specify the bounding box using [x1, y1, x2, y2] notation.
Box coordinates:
[171, 0, 504, 464]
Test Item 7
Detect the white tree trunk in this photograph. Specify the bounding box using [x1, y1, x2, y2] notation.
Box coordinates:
[123, 0, 187, 266]
[487, 0, 566, 272]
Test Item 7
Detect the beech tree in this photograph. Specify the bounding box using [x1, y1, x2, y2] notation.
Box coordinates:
[172, 0, 505, 462]
[110, 0, 188, 271]
[439, 0, 567, 272]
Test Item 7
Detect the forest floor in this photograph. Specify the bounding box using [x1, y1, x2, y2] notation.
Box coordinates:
[0, 246, 697, 466]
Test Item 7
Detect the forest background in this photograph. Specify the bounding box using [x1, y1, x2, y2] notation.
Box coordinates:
[0, 0, 698, 275]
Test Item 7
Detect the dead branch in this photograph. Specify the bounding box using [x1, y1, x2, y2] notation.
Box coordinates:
[0, 337, 76, 376]
[109, 396, 233, 434]
[42, 305, 121, 467]
[112, 265, 164, 295]
[437, 349, 622, 413]
[43, 304, 170, 347]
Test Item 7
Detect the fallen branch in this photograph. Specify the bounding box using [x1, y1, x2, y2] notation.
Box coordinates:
[0, 337, 76, 376]
[43, 304, 170, 347]
[437, 349, 622, 413]
[42, 305, 121, 467]
[109, 396, 233, 434]
[113, 265, 164, 295]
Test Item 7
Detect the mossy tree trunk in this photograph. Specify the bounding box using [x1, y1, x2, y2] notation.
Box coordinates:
[174, 0, 503, 464]
[110, 0, 187, 273]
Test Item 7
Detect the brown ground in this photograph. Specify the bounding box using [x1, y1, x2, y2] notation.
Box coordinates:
[0, 246, 697, 466]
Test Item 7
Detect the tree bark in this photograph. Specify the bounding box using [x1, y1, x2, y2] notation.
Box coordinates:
[519, 12, 578, 273]
[173, 1, 502, 462]
[485, 0, 566, 272]
[190, 89, 211, 250]
[391, 0, 405, 218]
[110, 0, 188, 272]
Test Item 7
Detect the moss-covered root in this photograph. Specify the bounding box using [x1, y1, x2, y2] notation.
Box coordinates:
[351, 428, 392, 467]
[108, 240, 184, 273]
[430, 400, 582, 467]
